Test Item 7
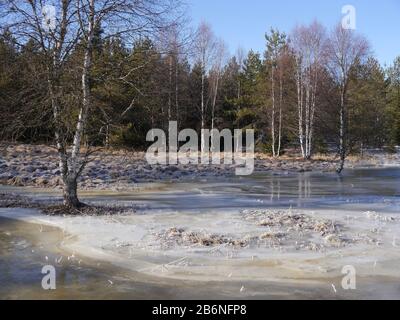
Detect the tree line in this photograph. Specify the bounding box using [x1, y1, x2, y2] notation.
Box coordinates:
[0, 1, 399, 206]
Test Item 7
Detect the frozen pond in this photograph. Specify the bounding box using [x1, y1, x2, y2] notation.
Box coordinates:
[2, 167, 399, 213]
[1, 167, 400, 299]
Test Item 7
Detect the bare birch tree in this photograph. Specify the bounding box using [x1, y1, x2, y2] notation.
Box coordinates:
[326, 23, 369, 173]
[158, 21, 192, 129]
[209, 39, 227, 148]
[194, 22, 216, 152]
[291, 21, 326, 159]
[1, 0, 83, 206]
[2, 0, 182, 208]
[265, 29, 286, 157]
[235, 46, 245, 151]
[235, 46, 245, 114]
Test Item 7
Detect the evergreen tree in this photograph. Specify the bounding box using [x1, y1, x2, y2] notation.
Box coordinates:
[387, 56, 400, 146]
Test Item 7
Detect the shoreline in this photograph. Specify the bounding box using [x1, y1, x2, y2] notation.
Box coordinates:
[2, 144, 398, 191]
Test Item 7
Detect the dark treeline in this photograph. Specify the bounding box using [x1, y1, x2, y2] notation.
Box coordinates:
[1, 20, 400, 157]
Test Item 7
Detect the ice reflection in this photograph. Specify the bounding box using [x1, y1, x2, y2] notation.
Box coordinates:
[0, 168, 399, 213]
[298, 174, 311, 200]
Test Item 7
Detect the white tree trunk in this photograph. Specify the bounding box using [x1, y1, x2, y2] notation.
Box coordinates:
[168, 55, 172, 122]
[67, 0, 95, 207]
[337, 86, 346, 173]
[277, 75, 283, 157]
[296, 65, 305, 158]
[271, 66, 276, 157]
[175, 55, 179, 129]
[305, 77, 310, 159]
[201, 66, 206, 153]
[210, 73, 220, 151]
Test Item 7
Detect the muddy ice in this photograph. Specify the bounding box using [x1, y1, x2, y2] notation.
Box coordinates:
[1, 167, 400, 299]
[1, 204, 400, 298]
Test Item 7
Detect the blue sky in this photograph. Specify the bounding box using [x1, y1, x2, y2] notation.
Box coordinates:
[187, 0, 400, 66]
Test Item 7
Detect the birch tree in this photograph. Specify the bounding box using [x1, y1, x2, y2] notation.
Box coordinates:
[209, 39, 227, 146]
[194, 22, 216, 152]
[291, 21, 326, 159]
[1, 0, 83, 206]
[265, 29, 286, 157]
[1, 0, 182, 208]
[326, 23, 369, 173]
[235, 47, 245, 151]
[69, 0, 182, 206]
[158, 22, 192, 129]
[235, 47, 245, 118]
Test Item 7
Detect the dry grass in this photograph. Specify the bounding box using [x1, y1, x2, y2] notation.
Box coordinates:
[156, 227, 249, 248]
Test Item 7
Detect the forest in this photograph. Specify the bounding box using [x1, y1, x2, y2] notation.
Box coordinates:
[1, 4, 399, 157]
[0, 1, 400, 199]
